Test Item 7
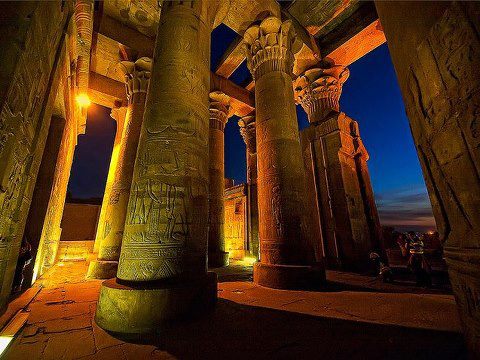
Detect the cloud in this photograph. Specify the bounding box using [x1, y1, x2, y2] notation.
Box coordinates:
[375, 186, 436, 232]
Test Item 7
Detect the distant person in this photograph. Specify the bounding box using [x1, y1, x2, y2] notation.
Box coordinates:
[12, 236, 32, 294]
[396, 232, 409, 258]
[369, 251, 393, 283]
[406, 232, 432, 287]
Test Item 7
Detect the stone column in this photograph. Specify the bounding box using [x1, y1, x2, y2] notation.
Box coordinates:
[295, 62, 381, 270]
[74, 0, 94, 130]
[95, 0, 228, 334]
[87, 58, 151, 279]
[208, 91, 230, 268]
[238, 114, 259, 259]
[243, 17, 324, 289]
[92, 107, 127, 254]
[375, 2, 480, 356]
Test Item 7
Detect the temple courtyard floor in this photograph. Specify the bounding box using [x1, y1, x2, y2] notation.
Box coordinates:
[2, 261, 466, 359]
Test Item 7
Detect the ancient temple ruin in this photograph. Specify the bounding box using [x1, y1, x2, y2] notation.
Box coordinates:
[0, 1, 478, 358]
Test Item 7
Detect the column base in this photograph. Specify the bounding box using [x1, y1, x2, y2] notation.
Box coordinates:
[86, 260, 118, 279]
[208, 251, 229, 268]
[444, 247, 480, 358]
[95, 272, 218, 334]
[253, 262, 325, 290]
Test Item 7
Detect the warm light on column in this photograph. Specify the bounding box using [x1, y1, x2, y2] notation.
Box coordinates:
[76, 93, 91, 108]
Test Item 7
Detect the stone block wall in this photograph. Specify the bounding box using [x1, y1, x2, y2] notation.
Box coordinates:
[224, 185, 247, 260]
[60, 203, 101, 241]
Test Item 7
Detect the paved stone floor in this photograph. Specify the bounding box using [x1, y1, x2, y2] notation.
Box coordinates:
[3, 261, 467, 359]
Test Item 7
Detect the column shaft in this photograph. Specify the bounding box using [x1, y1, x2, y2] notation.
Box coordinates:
[95, 0, 226, 334]
[208, 92, 230, 267]
[93, 107, 126, 254]
[88, 58, 150, 279]
[244, 17, 324, 289]
[239, 115, 259, 259]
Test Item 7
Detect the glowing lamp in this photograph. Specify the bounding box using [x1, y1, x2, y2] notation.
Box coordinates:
[76, 93, 91, 107]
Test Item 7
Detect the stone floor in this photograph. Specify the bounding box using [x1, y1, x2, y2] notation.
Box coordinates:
[3, 261, 467, 359]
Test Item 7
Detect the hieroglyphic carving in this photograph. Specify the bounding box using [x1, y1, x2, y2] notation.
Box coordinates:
[244, 17, 315, 268]
[0, 2, 69, 305]
[110, 0, 229, 285]
[392, 3, 480, 353]
[92, 58, 151, 266]
[207, 91, 230, 266]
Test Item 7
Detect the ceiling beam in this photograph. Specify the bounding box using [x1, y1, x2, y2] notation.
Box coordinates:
[94, 15, 255, 115]
[323, 19, 385, 66]
[96, 15, 155, 58]
[214, 37, 245, 78]
[88, 72, 127, 108]
[318, 2, 377, 55]
[89, 69, 254, 117]
[211, 72, 255, 116]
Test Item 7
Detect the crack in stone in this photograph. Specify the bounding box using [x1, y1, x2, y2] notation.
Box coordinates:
[45, 299, 75, 306]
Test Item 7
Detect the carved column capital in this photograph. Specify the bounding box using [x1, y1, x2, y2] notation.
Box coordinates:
[294, 62, 350, 124]
[116, 57, 152, 103]
[238, 113, 256, 154]
[243, 17, 302, 80]
[209, 91, 230, 131]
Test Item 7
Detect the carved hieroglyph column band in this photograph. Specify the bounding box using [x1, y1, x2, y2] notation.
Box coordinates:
[238, 114, 259, 259]
[243, 17, 324, 289]
[87, 58, 151, 279]
[208, 91, 230, 268]
[74, 0, 94, 131]
[294, 63, 350, 123]
[95, 0, 229, 334]
[74, 0, 94, 91]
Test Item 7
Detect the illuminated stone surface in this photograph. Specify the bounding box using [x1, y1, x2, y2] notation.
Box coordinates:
[0, 1, 478, 355]
[88, 58, 151, 279]
[224, 184, 247, 259]
[95, 0, 228, 333]
[238, 114, 260, 259]
[0, 2, 73, 310]
[3, 261, 466, 359]
[244, 17, 325, 289]
[93, 106, 127, 255]
[207, 91, 230, 268]
[296, 62, 381, 271]
[375, 2, 480, 355]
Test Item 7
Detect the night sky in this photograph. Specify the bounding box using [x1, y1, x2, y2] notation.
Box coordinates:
[66, 25, 435, 232]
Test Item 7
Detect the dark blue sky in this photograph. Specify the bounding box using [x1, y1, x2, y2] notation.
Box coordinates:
[67, 26, 435, 232]
[67, 105, 116, 200]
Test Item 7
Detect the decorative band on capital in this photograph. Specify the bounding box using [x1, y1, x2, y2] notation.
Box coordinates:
[243, 17, 302, 80]
[116, 57, 152, 100]
[209, 91, 230, 130]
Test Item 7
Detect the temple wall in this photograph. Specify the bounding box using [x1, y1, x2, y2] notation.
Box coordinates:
[375, 1, 480, 355]
[0, 2, 71, 310]
[60, 203, 101, 241]
[224, 185, 247, 260]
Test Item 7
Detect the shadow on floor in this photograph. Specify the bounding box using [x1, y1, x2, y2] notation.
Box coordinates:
[114, 299, 466, 360]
